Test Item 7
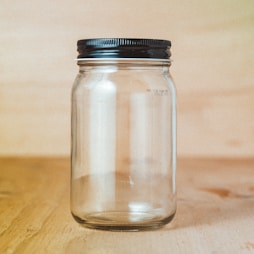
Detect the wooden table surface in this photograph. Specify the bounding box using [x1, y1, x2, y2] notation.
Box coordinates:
[0, 157, 254, 254]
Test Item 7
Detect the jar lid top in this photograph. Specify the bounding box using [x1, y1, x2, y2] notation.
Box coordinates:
[77, 38, 171, 60]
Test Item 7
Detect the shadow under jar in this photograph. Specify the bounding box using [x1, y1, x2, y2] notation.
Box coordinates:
[71, 38, 177, 231]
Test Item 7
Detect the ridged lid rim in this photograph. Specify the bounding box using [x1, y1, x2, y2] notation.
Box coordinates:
[77, 38, 171, 59]
[77, 38, 171, 47]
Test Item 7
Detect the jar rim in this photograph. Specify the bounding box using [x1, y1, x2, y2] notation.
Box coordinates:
[76, 58, 171, 62]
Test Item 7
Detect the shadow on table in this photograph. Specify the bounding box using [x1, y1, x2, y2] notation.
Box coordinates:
[173, 184, 254, 229]
[65, 228, 173, 254]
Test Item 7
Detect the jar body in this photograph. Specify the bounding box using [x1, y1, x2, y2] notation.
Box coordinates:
[71, 60, 176, 231]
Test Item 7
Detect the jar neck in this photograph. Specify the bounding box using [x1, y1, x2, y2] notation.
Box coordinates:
[77, 58, 171, 72]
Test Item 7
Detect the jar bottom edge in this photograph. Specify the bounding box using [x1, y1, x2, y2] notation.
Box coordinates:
[71, 211, 176, 232]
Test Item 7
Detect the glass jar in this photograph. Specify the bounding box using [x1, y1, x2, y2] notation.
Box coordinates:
[71, 38, 177, 231]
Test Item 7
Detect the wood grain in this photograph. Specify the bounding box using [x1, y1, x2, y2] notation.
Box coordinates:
[0, 157, 254, 253]
[0, 0, 254, 157]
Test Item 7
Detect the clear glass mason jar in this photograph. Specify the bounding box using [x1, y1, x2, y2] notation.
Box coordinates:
[71, 38, 177, 231]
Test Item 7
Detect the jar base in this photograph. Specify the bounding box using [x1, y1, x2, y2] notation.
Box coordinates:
[71, 211, 176, 231]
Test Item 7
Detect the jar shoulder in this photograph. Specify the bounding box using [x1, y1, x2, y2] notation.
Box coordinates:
[72, 70, 175, 94]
